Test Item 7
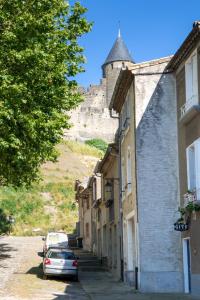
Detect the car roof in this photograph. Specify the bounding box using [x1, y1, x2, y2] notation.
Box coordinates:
[47, 231, 67, 234]
[47, 247, 73, 253]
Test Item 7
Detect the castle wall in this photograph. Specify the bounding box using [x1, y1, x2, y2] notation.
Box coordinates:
[64, 79, 118, 143]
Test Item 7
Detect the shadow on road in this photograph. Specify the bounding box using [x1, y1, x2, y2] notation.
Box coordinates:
[0, 242, 17, 268]
[52, 283, 90, 300]
[26, 262, 44, 279]
[26, 262, 77, 284]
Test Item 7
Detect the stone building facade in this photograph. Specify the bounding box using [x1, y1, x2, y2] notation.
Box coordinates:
[110, 56, 183, 292]
[75, 22, 200, 297]
[75, 178, 92, 251]
[168, 21, 200, 296]
[96, 143, 122, 280]
[65, 32, 133, 143]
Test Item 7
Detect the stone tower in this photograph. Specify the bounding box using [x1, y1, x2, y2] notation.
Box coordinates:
[102, 30, 134, 106]
[65, 31, 134, 142]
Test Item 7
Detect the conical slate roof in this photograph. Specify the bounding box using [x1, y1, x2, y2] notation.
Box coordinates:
[103, 32, 133, 67]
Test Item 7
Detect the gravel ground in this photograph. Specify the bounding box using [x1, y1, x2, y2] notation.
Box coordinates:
[0, 236, 89, 300]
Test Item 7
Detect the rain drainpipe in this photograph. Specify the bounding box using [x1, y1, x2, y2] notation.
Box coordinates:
[109, 109, 124, 281]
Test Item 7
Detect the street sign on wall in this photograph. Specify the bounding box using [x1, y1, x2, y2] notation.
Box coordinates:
[174, 223, 189, 231]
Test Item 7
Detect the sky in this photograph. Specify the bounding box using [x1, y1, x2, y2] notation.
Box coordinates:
[75, 0, 200, 87]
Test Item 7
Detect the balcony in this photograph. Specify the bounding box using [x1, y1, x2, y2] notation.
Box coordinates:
[180, 95, 200, 124]
[183, 189, 200, 207]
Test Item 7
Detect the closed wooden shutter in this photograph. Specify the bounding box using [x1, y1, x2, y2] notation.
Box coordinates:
[176, 66, 186, 118]
[197, 47, 200, 104]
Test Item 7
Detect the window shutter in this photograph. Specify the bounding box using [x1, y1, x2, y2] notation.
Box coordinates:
[185, 60, 193, 101]
[194, 138, 200, 200]
[176, 67, 186, 111]
[197, 47, 200, 104]
[127, 149, 132, 193]
[192, 53, 198, 100]
[186, 145, 196, 191]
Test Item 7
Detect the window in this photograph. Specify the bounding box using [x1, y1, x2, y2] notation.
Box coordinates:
[185, 51, 198, 103]
[86, 197, 90, 209]
[109, 202, 114, 222]
[97, 208, 101, 222]
[186, 138, 200, 200]
[48, 251, 75, 260]
[127, 148, 132, 194]
[93, 179, 97, 202]
[120, 92, 131, 132]
[187, 145, 196, 191]
[182, 50, 198, 117]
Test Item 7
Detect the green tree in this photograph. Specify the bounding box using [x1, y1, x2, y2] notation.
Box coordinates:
[0, 0, 92, 186]
[85, 139, 108, 153]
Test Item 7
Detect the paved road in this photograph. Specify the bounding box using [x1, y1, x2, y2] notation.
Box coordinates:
[0, 236, 89, 300]
[0, 236, 199, 300]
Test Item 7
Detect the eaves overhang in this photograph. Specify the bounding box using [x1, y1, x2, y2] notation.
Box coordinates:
[167, 21, 200, 71]
[109, 69, 133, 113]
[97, 143, 118, 174]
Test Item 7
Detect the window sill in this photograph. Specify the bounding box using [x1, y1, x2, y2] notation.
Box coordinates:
[180, 105, 200, 125]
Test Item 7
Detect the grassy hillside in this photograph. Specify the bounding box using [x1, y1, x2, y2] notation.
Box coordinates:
[0, 141, 103, 236]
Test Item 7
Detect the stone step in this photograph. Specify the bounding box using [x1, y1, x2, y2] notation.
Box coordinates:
[78, 260, 102, 267]
[74, 250, 93, 254]
[79, 265, 108, 272]
[76, 252, 94, 257]
[78, 256, 99, 260]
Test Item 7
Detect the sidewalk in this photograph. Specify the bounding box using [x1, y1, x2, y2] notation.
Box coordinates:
[74, 248, 199, 300]
[79, 270, 199, 300]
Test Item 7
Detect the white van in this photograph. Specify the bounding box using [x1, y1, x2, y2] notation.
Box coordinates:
[43, 231, 68, 254]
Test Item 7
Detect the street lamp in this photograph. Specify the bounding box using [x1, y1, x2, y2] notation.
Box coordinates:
[105, 180, 113, 201]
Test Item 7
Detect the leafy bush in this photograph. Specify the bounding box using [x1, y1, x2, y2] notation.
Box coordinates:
[0, 140, 99, 236]
[0, 208, 11, 234]
[85, 139, 108, 153]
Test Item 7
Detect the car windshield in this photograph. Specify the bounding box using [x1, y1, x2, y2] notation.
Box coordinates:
[47, 233, 68, 245]
[48, 251, 75, 260]
[48, 234, 60, 244]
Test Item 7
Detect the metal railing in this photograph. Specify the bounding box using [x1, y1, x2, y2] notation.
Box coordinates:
[180, 94, 198, 118]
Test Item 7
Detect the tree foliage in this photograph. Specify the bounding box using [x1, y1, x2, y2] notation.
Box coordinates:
[85, 139, 108, 153]
[0, 0, 92, 186]
[0, 208, 11, 234]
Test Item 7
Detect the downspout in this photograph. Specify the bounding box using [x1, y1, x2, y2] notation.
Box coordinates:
[133, 74, 140, 290]
[109, 109, 124, 281]
[109, 109, 119, 119]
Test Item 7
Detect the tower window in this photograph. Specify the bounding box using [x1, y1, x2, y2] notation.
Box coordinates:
[122, 62, 125, 68]
[111, 63, 113, 69]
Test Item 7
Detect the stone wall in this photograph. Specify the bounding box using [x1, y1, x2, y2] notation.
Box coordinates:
[134, 60, 183, 292]
[65, 60, 134, 143]
[64, 79, 118, 143]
